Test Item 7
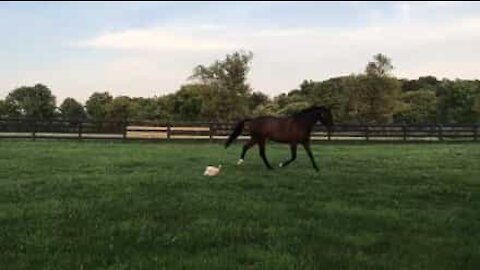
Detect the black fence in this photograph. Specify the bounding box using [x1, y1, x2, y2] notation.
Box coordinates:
[0, 118, 478, 142]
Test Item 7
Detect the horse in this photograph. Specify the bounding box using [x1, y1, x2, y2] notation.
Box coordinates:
[224, 105, 334, 171]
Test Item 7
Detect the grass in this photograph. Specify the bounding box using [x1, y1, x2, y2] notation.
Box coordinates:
[0, 140, 479, 269]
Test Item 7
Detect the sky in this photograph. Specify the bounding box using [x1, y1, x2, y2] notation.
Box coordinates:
[1, 1, 480, 103]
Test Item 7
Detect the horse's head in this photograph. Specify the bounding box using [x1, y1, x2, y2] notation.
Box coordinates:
[311, 106, 334, 131]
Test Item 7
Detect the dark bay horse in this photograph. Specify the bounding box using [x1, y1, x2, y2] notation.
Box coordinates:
[225, 106, 333, 171]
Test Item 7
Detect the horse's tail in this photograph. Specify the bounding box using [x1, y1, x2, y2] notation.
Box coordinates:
[225, 119, 249, 149]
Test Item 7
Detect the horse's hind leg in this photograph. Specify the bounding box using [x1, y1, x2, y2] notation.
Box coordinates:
[258, 140, 273, 170]
[303, 142, 319, 171]
[279, 144, 297, 168]
[238, 139, 257, 165]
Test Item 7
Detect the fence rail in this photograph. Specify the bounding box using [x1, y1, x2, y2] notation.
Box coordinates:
[0, 118, 478, 142]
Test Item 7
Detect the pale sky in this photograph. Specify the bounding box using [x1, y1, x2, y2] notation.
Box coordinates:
[1, 1, 480, 103]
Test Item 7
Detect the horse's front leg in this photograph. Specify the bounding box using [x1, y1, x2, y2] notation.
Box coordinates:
[303, 142, 319, 172]
[258, 140, 273, 170]
[238, 138, 257, 165]
[279, 144, 297, 168]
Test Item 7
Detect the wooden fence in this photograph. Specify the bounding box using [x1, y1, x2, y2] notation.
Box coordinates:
[0, 118, 478, 142]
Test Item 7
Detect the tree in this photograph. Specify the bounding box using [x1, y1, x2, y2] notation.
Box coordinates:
[189, 50, 253, 121]
[474, 93, 480, 119]
[0, 100, 8, 117]
[345, 75, 401, 124]
[129, 97, 157, 120]
[85, 92, 113, 121]
[154, 95, 175, 121]
[272, 90, 311, 116]
[59, 98, 86, 120]
[437, 80, 480, 123]
[336, 54, 401, 124]
[393, 89, 438, 124]
[248, 91, 270, 111]
[365, 53, 394, 77]
[106, 96, 131, 121]
[171, 84, 209, 121]
[127, 96, 175, 121]
[251, 102, 279, 117]
[0, 100, 19, 118]
[302, 77, 350, 123]
[5, 84, 56, 119]
[277, 101, 312, 116]
[273, 93, 290, 109]
[401, 76, 440, 92]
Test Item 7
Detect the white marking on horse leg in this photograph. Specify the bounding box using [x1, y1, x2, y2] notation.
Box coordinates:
[279, 162, 283, 167]
[237, 159, 244, 165]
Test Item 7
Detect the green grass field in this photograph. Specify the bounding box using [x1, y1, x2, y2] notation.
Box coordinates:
[0, 140, 479, 269]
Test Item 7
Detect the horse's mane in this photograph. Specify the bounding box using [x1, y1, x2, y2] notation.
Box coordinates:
[292, 106, 327, 117]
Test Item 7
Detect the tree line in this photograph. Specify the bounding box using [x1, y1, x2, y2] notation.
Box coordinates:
[1, 51, 479, 124]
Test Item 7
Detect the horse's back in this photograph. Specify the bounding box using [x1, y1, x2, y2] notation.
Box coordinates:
[248, 116, 308, 143]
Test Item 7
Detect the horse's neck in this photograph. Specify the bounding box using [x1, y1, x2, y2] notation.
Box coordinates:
[295, 113, 318, 129]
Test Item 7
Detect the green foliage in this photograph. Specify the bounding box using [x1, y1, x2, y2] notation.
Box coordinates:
[260, 75, 399, 124]
[345, 75, 401, 124]
[299, 78, 350, 123]
[0, 100, 9, 117]
[170, 84, 209, 121]
[128, 97, 154, 120]
[155, 95, 176, 121]
[131, 95, 174, 122]
[251, 102, 279, 117]
[266, 54, 400, 124]
[106, 96, 132, 121]
[248, 91, 270, 111]
[394, 89, 438, 124]
[273, 92, 310, 116]
[5, 84, 56, 119]
[474, 94, 480, 116]
[189, 51, 253, 121]
[272, 93, 290, 109]
[437, 80, 480, 123]
[59, 98, 86, 120]
[401, 76, 440, 92]
[365, 53, 394, 77]
[85, 92, 113, 122]
[277, 101, 311, 116]
[1, 52, 479, 124]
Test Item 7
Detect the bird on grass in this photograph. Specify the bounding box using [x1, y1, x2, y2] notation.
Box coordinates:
[203, 165, 222, 176]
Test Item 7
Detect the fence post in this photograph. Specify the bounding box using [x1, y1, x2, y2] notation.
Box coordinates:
[403, 124, 407, 141]
[122, 120, 128, 141]
[209, 123, 214, 143]
[438, 124, 443, 141]
[78, 121, 83, 141]
[167, 122, 171, 141]
[474, 125, 478, 141]
[327, 127, 331, 141]
[365, 126, 369, 141]
[32, 119, 36, 141]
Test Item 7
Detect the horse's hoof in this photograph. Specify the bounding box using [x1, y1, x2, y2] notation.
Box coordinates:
[237, 159, 244, 165]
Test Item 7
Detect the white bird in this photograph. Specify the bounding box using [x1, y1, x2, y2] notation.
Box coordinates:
[203, 164, 222, 176]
